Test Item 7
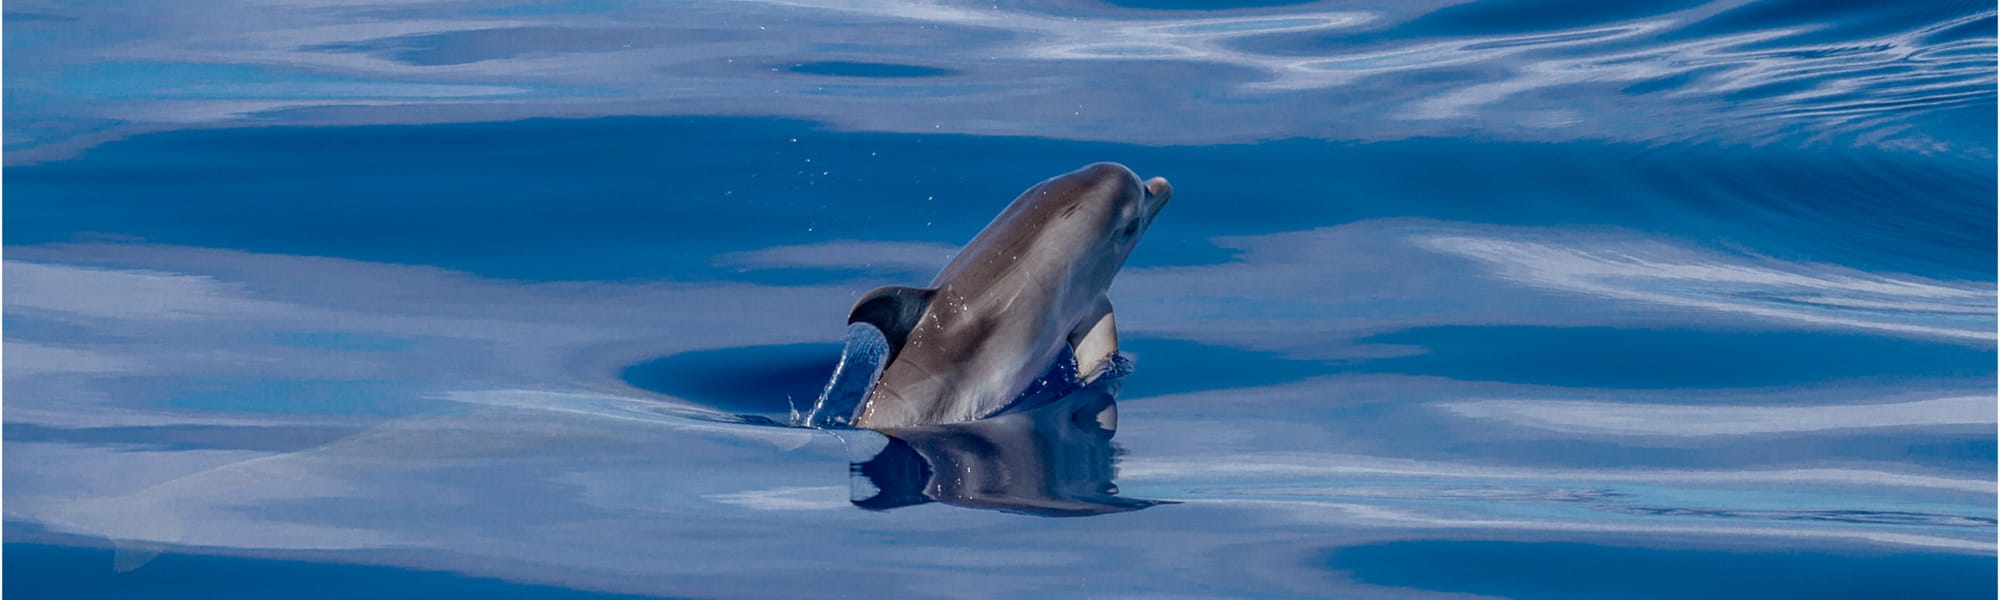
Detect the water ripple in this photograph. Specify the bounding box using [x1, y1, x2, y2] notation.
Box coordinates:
[6, 0, 1989, 153]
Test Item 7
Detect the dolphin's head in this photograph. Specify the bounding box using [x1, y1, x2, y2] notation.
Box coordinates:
[1036, 162, 1171, 282]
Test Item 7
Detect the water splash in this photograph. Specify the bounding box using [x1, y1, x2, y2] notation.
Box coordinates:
[798, 322, 889, 428]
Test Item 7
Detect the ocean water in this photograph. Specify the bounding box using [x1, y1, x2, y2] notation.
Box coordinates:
[4, 0, 1996, 598]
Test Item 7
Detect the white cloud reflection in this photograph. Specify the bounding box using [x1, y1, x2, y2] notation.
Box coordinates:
[5, 261, 284, 321]
[4, 342, 144, 376]
[1443, 395, 1996, 437]
[1415, 232, 1995, 341]
[706, 485, 850, 510]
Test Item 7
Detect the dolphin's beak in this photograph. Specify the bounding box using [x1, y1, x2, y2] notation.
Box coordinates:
[1142, 177, 1172, 218]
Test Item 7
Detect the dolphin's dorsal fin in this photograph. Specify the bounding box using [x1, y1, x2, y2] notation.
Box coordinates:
[849, 285, 935, 363]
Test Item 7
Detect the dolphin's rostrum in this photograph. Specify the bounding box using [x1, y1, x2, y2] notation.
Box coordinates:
[846, 162, 1171, 429]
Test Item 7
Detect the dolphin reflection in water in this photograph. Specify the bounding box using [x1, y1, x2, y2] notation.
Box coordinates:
[845, 355, 1168, 516]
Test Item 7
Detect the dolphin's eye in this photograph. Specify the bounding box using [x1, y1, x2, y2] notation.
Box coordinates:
[1121, 222, 1140, 237]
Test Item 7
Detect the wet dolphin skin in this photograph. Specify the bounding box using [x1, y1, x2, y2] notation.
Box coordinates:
[847, 162, 1172, 429]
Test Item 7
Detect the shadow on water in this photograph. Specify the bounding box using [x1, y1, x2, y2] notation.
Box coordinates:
[619, 344, 840, 421]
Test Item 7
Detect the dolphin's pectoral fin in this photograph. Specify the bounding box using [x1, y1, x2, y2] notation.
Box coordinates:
[849, 285, 935, 363]
[1069, 297, 1118, 383]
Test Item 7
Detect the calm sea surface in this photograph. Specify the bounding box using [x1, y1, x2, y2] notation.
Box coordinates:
[5, 0, 1996, 598]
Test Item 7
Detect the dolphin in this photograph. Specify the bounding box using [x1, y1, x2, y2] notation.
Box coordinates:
[846, 162, 1171, 429]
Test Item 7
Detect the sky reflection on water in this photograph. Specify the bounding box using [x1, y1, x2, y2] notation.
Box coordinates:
[6, 0, 1993, 154]
[5, 0, 1996, 598]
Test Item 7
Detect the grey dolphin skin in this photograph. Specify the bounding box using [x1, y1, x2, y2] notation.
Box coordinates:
[847, 162, 1171, 429]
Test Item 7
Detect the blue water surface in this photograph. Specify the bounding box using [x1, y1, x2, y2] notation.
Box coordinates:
[1329, 540, 1996, 599]
[4, 542, 672, 600]
[5, 0, 1995, 598]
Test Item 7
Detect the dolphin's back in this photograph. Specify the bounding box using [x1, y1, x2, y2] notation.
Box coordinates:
[932, 164, 1133, 289]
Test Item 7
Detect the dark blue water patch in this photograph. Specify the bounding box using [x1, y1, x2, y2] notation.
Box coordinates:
[620, 344, 838, 418]
[1347, 326, 1996, 389]
[785, 61, 954, 79]
[1117, 337, 1335, 397]
[4, 11, 77, 23]
[1640, 144, 1995, 279]
[1, 543, 679, 600]
[3, 423, 361, 452]
[1904, 437, 2000, 463]
[716, 267, 932, 288]
[1399, 0, 1710, 36]
[1327, 540, 1997, 600]
[6, 116, 1991, 281]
